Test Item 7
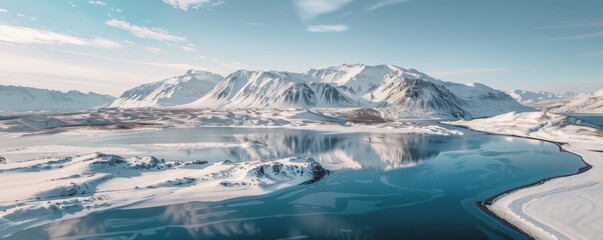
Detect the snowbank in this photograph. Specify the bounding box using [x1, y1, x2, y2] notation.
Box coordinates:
[446, 111, 603, 240]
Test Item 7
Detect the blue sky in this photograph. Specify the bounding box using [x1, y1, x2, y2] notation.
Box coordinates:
[0, 0, 602, 96]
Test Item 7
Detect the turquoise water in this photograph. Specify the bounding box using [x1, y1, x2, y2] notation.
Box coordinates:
[4, 127, 585, 239]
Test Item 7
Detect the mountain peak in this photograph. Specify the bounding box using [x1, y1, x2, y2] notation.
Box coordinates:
[110, 70, 224, 108]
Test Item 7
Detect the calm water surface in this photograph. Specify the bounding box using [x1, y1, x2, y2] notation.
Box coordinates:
[4, 127, 585, 239]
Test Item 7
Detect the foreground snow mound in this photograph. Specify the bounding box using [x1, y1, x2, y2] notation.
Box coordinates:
[447, 111, 603, 240]
[551, 88, 603, 113]
[185, 64, 530, 119]
[0, 153, 330, 236]
[0, 85, 114, 112]
[109, 70, 223, 108]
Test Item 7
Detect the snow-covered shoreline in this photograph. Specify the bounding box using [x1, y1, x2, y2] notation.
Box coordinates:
[0, 150, 330, 237]
[446, 112, 603, 240]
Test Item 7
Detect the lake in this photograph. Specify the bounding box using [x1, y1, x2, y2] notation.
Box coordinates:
[2, 127, 586, 239]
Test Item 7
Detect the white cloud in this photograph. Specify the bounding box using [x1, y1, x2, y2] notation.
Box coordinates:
[294, 0, 353, 21]
[429, 68, 512, 77]
[541, 19, 603, 29]
[0, 24, 122, 49]
[105, 19, 186, 42]
[583, 51, 603, 57]
[0, 51, 159, 96]
[163, 0, 224, 11]
[165, 42, 197, 52]
[178, 45, 196, 52]
[211, 57, 245, 69]
[88, 1, 106, 5]
[306, 24, 349, 32]
[145, 46, 164, 53]
[0, 8, 8, 13]
[68, 2, 77, 7]
[365, 0, 409, 12]
[16, 13, 25, 17]
[549, 32, 603, 40]
[247, 22, 266, 27]
[59, 50, 208, 71]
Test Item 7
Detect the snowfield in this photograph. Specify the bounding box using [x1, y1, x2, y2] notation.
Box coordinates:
[446, 111, 603, 240]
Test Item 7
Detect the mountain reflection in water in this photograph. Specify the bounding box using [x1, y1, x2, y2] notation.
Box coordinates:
[103, 128, 475, 171]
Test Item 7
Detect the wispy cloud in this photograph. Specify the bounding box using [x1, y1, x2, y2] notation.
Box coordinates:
[105, 19, 186, 42]
[430, 68, 512, 77]
[0, 24, 122, 49]
[88, 1, 106, 6]
[306, 24, 349, 32]
[163, 0, 224, 11]
[211, 57, 245, 69]
[177, 45, 196, 52]
[549, 32, 603, 40]
[294, 0, 353, 21]
[165, 42, 197, 52]
[541, 19, 603, 29]
[583, 51, 603, 57]
[60, 50, 210, 72]
[247, 22, 266, 27]
[145, 46, 164, 53]
[0, 8, 8, 13]
[365, 0, 409, 12]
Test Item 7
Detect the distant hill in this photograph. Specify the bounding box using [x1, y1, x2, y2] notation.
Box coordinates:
[0, 85, 114, 112]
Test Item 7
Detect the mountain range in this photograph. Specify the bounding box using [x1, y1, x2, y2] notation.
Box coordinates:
[550, 88, 603, 113]
[184, 64, 530, 118]
[3, 64, 600, 117]
[0, 85, 114, 112]
[506, 89, 589, 104]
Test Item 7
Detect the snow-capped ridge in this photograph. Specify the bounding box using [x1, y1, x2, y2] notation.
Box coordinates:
[552, 87, 603, 113]
[0, 85, 115, 112]
[110, 70, 224, 108]
[183, 64, 530, 118]
[506, 89, 589, 104]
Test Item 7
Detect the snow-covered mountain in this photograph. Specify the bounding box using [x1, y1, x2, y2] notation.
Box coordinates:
[109, 70, 223, 108]
[0, 85, 114, 112]
[186, 70, 366, 108]
[552, 88, 603, 113]
[186, 64, 530, 118]
[297, 64, 433, 95]
[506, 90, 588, 104]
